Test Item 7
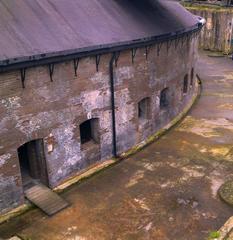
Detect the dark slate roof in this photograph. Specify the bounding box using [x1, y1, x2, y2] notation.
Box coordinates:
[0, 0, 198, 65]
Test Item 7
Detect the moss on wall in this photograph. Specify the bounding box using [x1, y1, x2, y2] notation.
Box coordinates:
[182, 2, 233, 12]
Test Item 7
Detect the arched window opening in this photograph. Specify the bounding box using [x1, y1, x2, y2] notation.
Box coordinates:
[17, 139, 48, 187]
[138, 97, 150, 120]
[80, 118, 100, 144]
[190, 68, 194, 87]
[160, 88, 169, 108]
[183, 74, 189, 94]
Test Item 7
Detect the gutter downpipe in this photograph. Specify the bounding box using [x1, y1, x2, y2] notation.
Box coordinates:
[107, 21, 206, 160]
[109, 53, 117, 158]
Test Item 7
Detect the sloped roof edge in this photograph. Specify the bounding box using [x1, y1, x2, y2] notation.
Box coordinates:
[0, 0, 200, 72]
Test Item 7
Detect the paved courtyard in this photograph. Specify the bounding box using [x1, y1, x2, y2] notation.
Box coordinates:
[1, 51, 233, 240]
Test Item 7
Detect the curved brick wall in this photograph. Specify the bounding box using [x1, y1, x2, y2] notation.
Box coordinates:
[0, 33, 199, 214]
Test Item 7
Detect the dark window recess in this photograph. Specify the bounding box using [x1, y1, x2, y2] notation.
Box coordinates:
[138, 97, 150, 120]
[80, 119, 99, 144]
[190, 68, 194, 87]
[160, 88, 169, 108]
[183, 74, 188, 94]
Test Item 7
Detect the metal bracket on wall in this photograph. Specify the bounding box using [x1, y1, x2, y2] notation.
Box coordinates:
[131, 48, 137, 64]
[193, 32, 196, 39]
[181, 35, 186, 46]
[166, 40, 173, 52]
[48, 64, 55, 82]
[73, 58, 80, 77]
[145, 45, 151, 60]
[95, 55, 101, 72]
[20, 68, 27, 89]
[186, 34, 191, 48]
[157, 42, 163, 56]
[190, 32, 194, 40]
[114, 52, 121, 67]
[175, 38, 180, 49]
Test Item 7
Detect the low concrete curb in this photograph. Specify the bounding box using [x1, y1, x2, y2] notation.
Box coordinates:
[0, 81, 201, 225]
[215, 217, 233, 240]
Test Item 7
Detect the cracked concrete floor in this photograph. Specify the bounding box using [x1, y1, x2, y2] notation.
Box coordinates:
[1, 51, 233, 240]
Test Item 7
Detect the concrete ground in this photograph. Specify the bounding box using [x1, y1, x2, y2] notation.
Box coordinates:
[1, 51, 233, 240]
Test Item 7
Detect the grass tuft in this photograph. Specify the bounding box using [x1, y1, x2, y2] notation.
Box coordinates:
[208, 231, 220, 239]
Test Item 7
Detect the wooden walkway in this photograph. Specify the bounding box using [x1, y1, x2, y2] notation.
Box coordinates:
[25, 183, 69, 216]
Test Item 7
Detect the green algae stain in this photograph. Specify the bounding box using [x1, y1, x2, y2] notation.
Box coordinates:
[182, 2, 233, 12]
[207, 231, 220, 239]
[178, 116, 233, 139]
[217, 103, 233, 110]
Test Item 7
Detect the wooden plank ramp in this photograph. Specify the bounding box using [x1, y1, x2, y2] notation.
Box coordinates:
[25, 183, 69, 216]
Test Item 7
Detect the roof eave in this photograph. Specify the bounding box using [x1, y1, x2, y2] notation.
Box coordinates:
[0, 24, 202, 74]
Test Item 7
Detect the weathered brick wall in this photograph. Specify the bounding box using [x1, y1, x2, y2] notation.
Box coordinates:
[185, 5, 233, 53]
[0, 34, 198, 214]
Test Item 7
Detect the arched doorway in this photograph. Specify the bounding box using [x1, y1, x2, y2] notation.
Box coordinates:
[190, 68, 194, 87]
[138, 97, 150, 121]
[18, 139, 48, 188]
[183, 74, 189, 94]
[160, 88, 169, 109]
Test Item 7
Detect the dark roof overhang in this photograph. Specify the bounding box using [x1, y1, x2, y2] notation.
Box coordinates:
[0, 23, 203, 74]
